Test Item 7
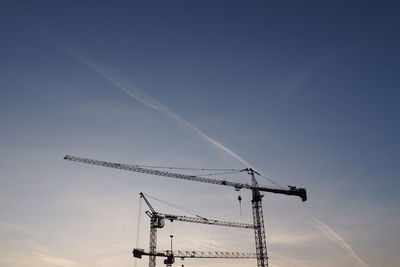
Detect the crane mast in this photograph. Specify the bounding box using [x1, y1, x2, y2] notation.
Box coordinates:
[64, 155, 307, 267]
[140, 192, 164, 267]
[249, 168, 268, 267]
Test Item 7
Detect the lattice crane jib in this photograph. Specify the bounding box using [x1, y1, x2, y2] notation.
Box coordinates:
[133, 249, 257, 259]
[64, 155, 307, 201]
[134, 248, 257, 266]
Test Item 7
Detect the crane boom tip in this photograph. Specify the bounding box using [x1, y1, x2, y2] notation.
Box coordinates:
[299, 188, 307, 202]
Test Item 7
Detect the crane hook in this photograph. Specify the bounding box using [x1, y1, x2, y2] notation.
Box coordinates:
[235, 187, 243, 216]
[237, 194, 242, 216]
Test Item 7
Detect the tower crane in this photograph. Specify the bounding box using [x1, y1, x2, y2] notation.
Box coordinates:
[64, 155, 307, 267]
[139, 192, 254, 267]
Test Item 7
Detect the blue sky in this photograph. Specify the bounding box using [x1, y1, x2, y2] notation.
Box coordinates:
[0, 1, 399, 267]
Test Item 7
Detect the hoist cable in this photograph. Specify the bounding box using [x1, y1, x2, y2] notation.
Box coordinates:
[143, 193, 224, 221]
[196, 170, 242, 177]
[74, 162, 223, 190]
[144, 193, 203, 218]
[258, 174, 287, 190]
[128, 164, 241, 172]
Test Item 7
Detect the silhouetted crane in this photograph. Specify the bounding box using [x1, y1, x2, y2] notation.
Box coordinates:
[64, 155, 307, 267]
[139, 192, 254, 267]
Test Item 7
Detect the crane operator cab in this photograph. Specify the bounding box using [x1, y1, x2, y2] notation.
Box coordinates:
[164, 255, 175, 265]
[153, 216, 165, 228]
[157, 217, 165, 228]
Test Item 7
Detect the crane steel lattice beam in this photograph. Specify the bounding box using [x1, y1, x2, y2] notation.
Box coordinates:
[158, 213, 254, 229]
[64, 155, 307, 201]
[133, 248, 257, 259]
[171, 250, 257, 258]
[140, 192, 254, 229]
[149, 217, 160, 267]
[249, 169, 268, 267]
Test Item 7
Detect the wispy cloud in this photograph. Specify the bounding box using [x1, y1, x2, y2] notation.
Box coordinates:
[0, 222, 32, 234]
[183, 237, 226, 251]
[308, 214, 369, 267]
[63, 46, 252, 168]
[269, 231, 317, 245]
[36, 253, 78, 266]
[273, 252, 309, 267]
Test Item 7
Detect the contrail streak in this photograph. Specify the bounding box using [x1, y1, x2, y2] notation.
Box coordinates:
[64, 49, 367, 267]
[308, 214, 369, 267]
[273, 253, 308, 267]
[66, 50, 252, 168]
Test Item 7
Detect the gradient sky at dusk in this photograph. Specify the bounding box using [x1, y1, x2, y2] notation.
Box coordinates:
[1, 1, 399, 267]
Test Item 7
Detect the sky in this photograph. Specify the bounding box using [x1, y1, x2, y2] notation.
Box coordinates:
[0, 1, 400, 267]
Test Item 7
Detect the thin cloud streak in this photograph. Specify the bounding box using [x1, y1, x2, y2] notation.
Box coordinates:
[64, 48, 252, 168]
[36, 253, 78, 266]
[183, 237, 225, 250]
[96, 67, 252, 168]
[273, 252, 308, 267]
[308, 214, 369, 267]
